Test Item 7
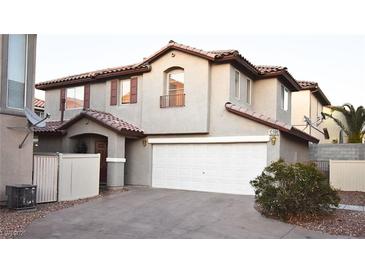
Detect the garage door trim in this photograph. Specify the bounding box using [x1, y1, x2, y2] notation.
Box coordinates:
[148, 135, 270, 144]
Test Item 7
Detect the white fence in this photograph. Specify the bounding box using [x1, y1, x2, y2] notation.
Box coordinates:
[33, 154, 59, 203]
[33, 153, 100, 203]
[330, 160, 365, 192]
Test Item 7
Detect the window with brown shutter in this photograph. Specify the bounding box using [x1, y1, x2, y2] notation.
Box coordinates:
[130, 77, 138, 104]
[110, 79, 118, 105]
[60, 88, 66, 110]
[84, 84, 90, 109]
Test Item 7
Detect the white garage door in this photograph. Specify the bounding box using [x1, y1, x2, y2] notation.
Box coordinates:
[152, 143, 267, 195]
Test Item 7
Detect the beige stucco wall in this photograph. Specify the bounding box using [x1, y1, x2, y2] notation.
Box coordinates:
[251, 78, 277, 119]
[141, 50, 210, 134]
[292, 89, 327, 142]
[279, 132, 309, 163]
[0, 34, 37, 202]
[45, 82, 107, 121]
[291, 90, 310, 132]
[0, 115, 34, 201]
[105, 77, 142, 127]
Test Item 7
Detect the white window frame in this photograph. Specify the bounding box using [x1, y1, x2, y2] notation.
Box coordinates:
[65, 86, 84, 110]
[281, 85, 289, 111]
[6, 34, 28, 111]
[120, 78, 131, 105]
[246, 78, 252, 104]
[234, 70, 240, 99]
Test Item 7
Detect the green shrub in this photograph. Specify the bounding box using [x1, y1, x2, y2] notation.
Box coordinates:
[250, 160, 340, 219]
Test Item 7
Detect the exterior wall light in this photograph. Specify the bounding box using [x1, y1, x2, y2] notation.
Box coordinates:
[142, 139, 148, 147]
[268, 129, 279, 145]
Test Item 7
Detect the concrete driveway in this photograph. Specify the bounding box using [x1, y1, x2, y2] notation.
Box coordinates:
[22, 187, 340, 239]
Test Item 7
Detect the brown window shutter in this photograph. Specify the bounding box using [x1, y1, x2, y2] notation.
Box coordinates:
[60, 88, 66, 110]
[130, 77, 138, 103]
[84, 84, 90, 109]
[110, 79, 118, 105]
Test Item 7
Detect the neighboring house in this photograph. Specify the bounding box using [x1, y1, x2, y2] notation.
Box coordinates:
[34, 98, 45, 117]
[321, 106, 349, 144]
[291, 81, 331, 142]
[0, 34, 37, 203]
[35, 40, 318, 195]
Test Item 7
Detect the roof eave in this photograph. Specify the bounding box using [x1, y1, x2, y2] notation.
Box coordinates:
[312, 88, 331, 106]
[225, 102, 319, 143]
[215, 55, 259, 79]
[260, 71, 301, 91]
[58, 112, 144, 137]
[35, 66, 151, 90]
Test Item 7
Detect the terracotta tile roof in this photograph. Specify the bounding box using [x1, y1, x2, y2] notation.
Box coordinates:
[35, 63, 151, 90]
[57, 109, 144, 137]
[33, 121, 66, 134]
[297, 80, 331, 106]
[255, 65, 287, 74]
[139, 40, 259, 74]
[297, 80, 318, 89]
[34, 98, 45, 108]
[35, 40, 322, 93]
[225, 102, 319, 143]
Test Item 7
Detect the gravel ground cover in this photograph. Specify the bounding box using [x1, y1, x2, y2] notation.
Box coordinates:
[338, 191, 365, 206]
[255, 191, 365, 238]
[0, 188, 127, 239]
[286, 209, 365, 238]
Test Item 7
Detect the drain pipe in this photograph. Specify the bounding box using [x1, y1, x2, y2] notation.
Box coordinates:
[60, 98, 65, 123]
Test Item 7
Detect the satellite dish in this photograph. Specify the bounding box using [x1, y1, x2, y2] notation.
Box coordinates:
[303, 115, 329, 139]
[7, 107, 50, 148]
[304, 115, 313, 126]
[25, 107, 46, 128]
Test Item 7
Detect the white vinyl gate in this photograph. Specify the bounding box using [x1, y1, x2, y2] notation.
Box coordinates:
[33, 154, 59, 203]
[33, 153, 100, 203]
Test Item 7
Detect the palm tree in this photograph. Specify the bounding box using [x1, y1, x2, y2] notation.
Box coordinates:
[323, 103, 365, 143]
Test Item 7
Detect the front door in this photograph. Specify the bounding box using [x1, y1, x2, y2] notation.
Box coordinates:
[95, 140, 108, 184]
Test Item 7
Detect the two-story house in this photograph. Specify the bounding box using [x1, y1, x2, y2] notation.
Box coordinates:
[0, 34, 37, 203]
[35, 41, 318, 195]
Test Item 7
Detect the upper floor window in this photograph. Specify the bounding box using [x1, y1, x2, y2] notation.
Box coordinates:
[246, 79, 252, 104]
[66, 86, 84, 109]
[161, 68, 185, 108]
[234, 70, 240, 99]
[281, 85, 289, 111]
[120, 79, 131, 104]
[7, 34, 27, 109]
[167, 69, 184, 95]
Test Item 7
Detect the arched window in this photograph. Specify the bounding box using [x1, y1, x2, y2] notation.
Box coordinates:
[161, 68, 185, 107]
[166, 68, 184, 95]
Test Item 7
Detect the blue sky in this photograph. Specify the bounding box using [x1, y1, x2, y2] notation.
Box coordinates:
[35, 35, 365, 106]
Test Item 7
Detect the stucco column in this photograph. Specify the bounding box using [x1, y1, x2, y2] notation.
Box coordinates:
[106, 134, 126, 188]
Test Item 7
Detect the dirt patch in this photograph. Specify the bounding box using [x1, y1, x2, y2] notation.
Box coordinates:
[338, 191, 365, 206]
[0, 188, 128, 239]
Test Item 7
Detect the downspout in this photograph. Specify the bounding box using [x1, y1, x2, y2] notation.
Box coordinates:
[60, 97, 65, 123]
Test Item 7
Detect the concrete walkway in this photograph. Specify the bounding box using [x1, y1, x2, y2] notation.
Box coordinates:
[22, 187, 345, 239]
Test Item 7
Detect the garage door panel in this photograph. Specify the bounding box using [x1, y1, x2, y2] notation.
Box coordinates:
[152, 143, 267, 195]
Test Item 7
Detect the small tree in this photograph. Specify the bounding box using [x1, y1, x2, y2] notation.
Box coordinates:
[323, 103, 365, 143]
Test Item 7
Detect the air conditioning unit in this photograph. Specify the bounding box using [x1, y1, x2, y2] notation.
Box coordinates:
[5, 184, 37, 210]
